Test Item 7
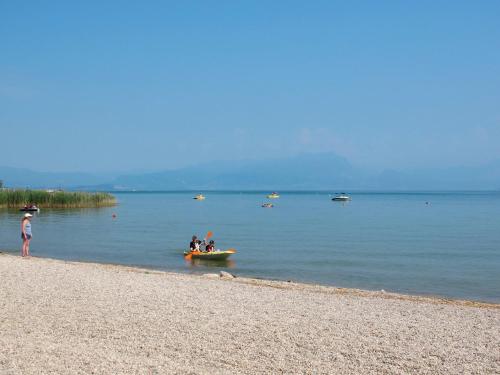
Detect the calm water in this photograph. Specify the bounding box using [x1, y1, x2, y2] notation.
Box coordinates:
[1, 191, 499, 302]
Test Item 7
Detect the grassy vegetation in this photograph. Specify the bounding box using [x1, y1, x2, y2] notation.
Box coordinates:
[0, 189, 116, 208]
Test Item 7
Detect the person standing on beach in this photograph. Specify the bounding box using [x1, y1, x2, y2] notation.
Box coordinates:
[21, 213, 33, 257]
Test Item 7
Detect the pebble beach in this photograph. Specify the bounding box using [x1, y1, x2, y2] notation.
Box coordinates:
[1, 253, 499, 374]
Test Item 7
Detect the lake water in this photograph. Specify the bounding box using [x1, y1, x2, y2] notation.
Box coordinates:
[1, 191, 499, 302]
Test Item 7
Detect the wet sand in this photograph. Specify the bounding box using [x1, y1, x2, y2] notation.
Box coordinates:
[0, 253, 499, 374]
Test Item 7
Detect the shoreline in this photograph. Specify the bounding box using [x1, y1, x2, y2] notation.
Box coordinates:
[1, 251, 499, 308]
[1, 252, 499, 373]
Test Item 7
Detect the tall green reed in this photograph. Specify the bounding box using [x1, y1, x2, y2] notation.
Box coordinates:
[0, 189, 116, 208]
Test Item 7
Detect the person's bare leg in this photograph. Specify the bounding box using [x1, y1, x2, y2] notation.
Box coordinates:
[21, 238, 27, 257]
[25, 239, 30, 257]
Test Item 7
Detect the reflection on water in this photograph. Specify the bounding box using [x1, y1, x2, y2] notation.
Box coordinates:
[187, 258, 236, 268]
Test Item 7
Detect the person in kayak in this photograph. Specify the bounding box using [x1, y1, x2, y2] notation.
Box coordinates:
[205, 240, 215, 252]
[189, 235, 200, 251]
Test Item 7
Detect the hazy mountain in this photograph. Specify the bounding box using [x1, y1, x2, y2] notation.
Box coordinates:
[2, 154, 500, 191]
[110, 153, 370, 190]
[109, 154, 500, 190]
[376, 160, 500, 190]
[0, 166, 114, 189]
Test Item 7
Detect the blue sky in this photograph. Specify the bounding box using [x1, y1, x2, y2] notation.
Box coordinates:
[1, 1, 499, 172]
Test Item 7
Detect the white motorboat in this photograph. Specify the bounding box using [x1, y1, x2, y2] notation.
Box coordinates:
[332, 193, 351, 201]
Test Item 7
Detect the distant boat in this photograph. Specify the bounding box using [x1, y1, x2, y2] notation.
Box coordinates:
[262, 203, 274, 208]
[332, 193, 351, 202]
[267, 192, 280, 199]
[20, 204, 40, 212]
[193, 194, 206, 200]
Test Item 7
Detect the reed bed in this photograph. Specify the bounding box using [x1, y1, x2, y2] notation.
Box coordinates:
[0, 189, 116, 208]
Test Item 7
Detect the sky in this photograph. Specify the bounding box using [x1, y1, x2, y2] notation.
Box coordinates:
[1, 1, 499, 173]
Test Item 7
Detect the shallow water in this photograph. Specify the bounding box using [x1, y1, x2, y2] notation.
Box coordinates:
[1, 191, 499, 302]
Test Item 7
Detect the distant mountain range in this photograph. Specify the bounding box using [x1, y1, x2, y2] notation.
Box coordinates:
[1, 153, 500, 191]
[0, 166, 113, 189]
[108, 153, 369, 191]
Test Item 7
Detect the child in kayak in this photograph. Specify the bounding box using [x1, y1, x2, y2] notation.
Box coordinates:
[205, 240, 215, 252]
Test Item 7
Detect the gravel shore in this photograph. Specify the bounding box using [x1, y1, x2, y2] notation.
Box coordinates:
[1, 253, 499, 374]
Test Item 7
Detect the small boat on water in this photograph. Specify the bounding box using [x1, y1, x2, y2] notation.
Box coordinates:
[267, 192, 280, 199]
[262, 203, 274, 208]
[20, 205, 40, 212]
[193, 194, 206, 200]
[184, 249, 236, 260]
[332, 193, 351, 202]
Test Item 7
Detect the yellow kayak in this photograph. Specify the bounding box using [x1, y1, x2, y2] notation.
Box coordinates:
[184, 249, 236, 260]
